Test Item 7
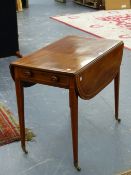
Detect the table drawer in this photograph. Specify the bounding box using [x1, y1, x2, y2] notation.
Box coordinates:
[15, 68, 70, 88]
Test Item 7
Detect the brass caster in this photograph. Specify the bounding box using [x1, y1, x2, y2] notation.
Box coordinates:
[117, 118, 121, 123]
[115, 114, 121, 123]
[74, 162, 81, 171]
[22, 146, 28, 154]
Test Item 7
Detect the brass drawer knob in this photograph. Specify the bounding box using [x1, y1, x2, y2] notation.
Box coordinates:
[23, 71, 32, 78]
[51, 75, 59, 82]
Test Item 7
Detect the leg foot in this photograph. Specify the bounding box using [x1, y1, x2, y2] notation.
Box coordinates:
[115, 114, 121, 123]
[115, 117, 121, 123]
[22, 145, 28, 154]
[15, 51, 23, 58]
[117, 118, 121, 123]
[74, 161, 81, 171]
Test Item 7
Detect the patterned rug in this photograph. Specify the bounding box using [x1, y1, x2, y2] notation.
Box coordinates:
[51, 9, 131, 50]
[0, 102, 34, 146]
[119, 170, 131, 175]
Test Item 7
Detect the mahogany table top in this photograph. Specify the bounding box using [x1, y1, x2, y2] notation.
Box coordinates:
[11, 36, 123, 75]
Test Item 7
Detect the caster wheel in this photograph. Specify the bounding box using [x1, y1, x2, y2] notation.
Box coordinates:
[74, 162, 81, 171]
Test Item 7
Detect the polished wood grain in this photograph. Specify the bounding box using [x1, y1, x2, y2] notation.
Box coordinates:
[15, 79, 27, 153]
[10, 36, 124, 171]
[76, 43, 123, 99]
[11, 36, 123, 74]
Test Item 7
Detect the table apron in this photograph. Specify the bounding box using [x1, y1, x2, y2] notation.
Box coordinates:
[14, 67, 71, 89]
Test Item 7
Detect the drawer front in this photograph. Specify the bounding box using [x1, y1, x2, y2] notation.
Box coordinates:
[15, 67, 69, 88]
